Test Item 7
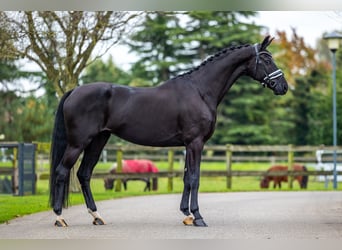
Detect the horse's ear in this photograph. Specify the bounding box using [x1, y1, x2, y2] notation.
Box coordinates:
[260, 35, 274, 50]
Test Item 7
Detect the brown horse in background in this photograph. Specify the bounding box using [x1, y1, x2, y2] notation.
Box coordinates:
[260, 165, 308, 189]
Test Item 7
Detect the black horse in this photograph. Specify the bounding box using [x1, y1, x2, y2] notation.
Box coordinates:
[49, 36, 288, 227]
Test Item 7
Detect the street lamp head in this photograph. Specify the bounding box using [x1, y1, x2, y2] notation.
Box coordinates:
[323, 31, 342, 52]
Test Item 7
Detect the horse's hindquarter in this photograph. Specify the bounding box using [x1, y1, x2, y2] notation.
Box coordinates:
[63, 83, 114, 144]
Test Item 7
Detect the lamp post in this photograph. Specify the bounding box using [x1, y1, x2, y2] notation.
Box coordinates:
[323, 31, 342, 189]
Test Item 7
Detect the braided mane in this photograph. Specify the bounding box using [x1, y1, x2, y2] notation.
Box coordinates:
[175, 44, 251, 79]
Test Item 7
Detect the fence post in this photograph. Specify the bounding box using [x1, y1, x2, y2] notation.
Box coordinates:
[12, 147, 18, 195]
[226, 144, 232, 189]
[288, 144, 294, 189]
[114, 147, 123, 192]
[168, 150, 174, 192]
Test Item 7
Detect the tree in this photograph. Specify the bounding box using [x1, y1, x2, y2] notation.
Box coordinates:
[273, 29, 332, 145]
[18, 96, 54, 142]
[184, 11, 260, 59]
[81, 56, 132, 85]
[305, 69, 331, 145]
[317, 33, 342, 146]
[3, 11, 138, 97]
[0, 57, 43, 141]
[128, 12, 185, 85]
[275, 28, 317, 85]
[0, 91, 20, 141]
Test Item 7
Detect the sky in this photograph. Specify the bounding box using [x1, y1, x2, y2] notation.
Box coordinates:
[111, 11, 342, 70]
[254, 11, 342, 47]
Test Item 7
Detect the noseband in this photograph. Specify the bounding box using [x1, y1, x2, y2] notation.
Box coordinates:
[254, 44, 283, 88]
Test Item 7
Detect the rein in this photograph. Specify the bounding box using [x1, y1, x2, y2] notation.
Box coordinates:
[254, 44, 283, 88]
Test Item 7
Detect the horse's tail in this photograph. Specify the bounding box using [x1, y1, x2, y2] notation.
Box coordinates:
[301, 165, 309, 189]
[49, 90, 73, 208]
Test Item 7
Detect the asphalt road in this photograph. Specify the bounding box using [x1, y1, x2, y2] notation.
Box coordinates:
[1, 191, 342, 239]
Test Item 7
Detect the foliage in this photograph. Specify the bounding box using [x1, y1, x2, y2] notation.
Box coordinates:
[81, 55, 133, 85]
[127, 11, 262, 85]
[2, 11, 138, 97]
[275, 29, 318, 85]
[18, 96, 54, 142]
[0, 92, 53, 142]
[0, 58, 50, 141]
[183, 11, 260, 59]
[0, 91, 19, 140]
[266, 29, 331, 146]
[128, 12, 186, 85]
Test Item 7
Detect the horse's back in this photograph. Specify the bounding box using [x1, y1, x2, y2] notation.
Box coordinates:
[268, 165, 288, 172]
[293, 164, 306, 171]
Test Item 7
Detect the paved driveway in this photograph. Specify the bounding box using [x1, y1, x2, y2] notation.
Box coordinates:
[1, 192, 342, 239]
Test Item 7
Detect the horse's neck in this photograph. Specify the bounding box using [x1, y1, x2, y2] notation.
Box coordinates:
[191, 46, 254, 108]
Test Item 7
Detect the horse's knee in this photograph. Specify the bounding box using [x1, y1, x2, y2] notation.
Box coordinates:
[55, 165, 70, 183]
[77, 171, 90, 185]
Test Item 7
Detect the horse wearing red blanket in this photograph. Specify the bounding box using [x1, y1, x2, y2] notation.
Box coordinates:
[104, 159, 158, 191]
[260, 164, 308, 189]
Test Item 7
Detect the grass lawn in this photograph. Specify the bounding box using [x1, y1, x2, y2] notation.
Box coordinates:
[1, 160, 341, 224]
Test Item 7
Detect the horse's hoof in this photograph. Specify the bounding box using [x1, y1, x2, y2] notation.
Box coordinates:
[93, 217, 105, 225]
[193, 218, 208, 227]
[54, 219, 68, 227]
[182, 215, 194, 226]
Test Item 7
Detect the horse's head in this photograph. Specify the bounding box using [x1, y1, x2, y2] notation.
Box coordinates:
[248, 35, 288, 95]
[260, 177, 269, 188]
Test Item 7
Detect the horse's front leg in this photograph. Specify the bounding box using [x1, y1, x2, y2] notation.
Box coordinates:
[180, 139, 207, 227]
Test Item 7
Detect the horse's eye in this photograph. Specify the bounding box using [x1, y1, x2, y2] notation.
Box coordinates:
[265, 59, 271, 65]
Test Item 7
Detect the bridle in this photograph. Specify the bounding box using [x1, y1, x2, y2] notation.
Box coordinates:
[254, 44, 283, 88]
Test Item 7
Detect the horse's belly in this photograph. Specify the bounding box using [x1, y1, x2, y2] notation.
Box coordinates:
[112, 125, 184, 147]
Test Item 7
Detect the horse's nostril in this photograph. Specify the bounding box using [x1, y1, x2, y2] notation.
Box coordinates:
[271, 81, 279, 89]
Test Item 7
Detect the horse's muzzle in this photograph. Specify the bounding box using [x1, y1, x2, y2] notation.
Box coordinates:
[273, 80, 288, 95]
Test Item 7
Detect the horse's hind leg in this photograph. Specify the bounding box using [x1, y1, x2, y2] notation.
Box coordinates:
[77, 131, 110, 225]
[54, 146, 83, 227]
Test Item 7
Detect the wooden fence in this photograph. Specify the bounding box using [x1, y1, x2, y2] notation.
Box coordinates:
[91, 144, 342, 191]
[28, 143, 342, 191]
